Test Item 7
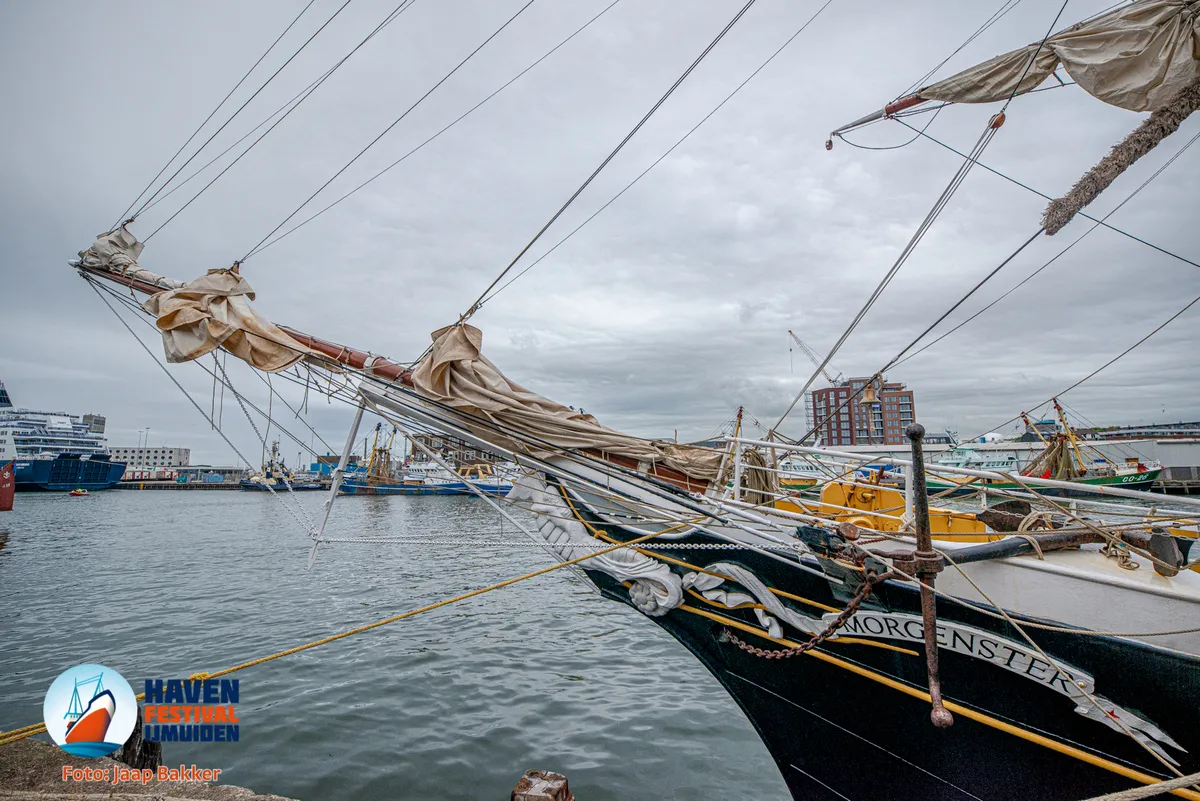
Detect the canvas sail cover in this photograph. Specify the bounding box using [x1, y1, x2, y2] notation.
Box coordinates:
[919, 0, 1200, 112]
[410, 324, 726, 481]
[142, 270, 311, 372]
[77, 226, 185, 291]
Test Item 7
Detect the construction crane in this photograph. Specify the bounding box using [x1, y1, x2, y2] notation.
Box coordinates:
[787, 330, 842, 385]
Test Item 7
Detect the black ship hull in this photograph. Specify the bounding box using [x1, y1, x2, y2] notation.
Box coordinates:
[568, 492, 1200, 800]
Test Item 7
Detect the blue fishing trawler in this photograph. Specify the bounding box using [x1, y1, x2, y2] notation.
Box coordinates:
[0, 380, 125, 492]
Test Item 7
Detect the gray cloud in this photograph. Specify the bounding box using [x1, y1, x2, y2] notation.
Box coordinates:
[1, 0, 1197, 464]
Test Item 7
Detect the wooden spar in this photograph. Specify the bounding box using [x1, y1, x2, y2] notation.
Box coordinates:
[76, 263, 707, 493]
[277, 326, 413, 385]
[827, 94, 927, 144]
[76, 263, 416, 385]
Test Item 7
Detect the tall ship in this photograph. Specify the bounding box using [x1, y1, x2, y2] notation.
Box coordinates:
[66, 1, 1200, 798]
[0, 380, 126, 492]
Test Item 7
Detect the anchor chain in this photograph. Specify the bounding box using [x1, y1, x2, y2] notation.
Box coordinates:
[722, 568, 890, 659]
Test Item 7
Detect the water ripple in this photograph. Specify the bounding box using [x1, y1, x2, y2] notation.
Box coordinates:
[0, 492, 785, 800]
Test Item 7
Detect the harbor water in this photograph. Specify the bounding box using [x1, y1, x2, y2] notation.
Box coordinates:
[0, 491, 787, 800]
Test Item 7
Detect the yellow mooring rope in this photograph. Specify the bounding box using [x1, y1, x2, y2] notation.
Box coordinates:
[0, 526, 680, 746]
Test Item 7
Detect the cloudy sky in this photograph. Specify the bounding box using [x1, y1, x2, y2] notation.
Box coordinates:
[1, 0, 1197, 465]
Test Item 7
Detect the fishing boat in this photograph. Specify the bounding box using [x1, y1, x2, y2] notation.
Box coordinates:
[340, 424, 514, 496]
[68, 489, 89, 497]
[70, 1, 1200, 798]
[927, 400, 1164, 497]
[240, 441, 322, 491]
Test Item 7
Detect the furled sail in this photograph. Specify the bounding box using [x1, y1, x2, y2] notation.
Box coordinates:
[829, 1, 1200, 235]
[81, 226, 312, 372]
[919, 0, 1199, 112]
[78, 226, 185, 291]
[409, 323, 726, 482]
[143, 270, 311, 372]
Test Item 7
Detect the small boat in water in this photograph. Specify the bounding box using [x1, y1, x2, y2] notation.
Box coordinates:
[68, 488, 89, 497]
[339, 424, 514, 496]
[240, 441, 323, 491]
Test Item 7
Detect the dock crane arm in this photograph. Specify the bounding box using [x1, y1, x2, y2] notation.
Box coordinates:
[787, 330, 841, 385]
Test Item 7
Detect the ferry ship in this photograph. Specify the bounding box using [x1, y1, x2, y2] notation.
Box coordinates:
[0, 380, 126, 492]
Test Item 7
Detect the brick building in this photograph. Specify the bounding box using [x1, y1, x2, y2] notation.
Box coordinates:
[810, 377, 915, 446]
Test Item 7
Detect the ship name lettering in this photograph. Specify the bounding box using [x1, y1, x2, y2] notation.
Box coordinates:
[827, 612, 1096, 699]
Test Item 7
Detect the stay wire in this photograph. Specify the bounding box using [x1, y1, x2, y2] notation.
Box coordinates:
[87, 279, 340, 463]
[115, 0, 319, 227]
[897, 0, 1023, 98]
[248, 0, 626, 257]
[793, 228, 1042, 446]
[86, 278, 318, 535]
[894, 125, 1200, 368]
[133, 0, 359, 222]
[454, 0, 762, 330]
[893, 116, 1200, 271]
[241, 0, 538, 262]
[480, 0, 838, 306]
[144, 0, 421, 242]
[772, 116, 1002, 434]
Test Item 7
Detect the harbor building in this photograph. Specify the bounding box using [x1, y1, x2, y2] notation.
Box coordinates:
[176, 465, 245, 484]
[811, 377, 916, 446]
[111, 446, 191, 475]
[408, 433, 499, 466]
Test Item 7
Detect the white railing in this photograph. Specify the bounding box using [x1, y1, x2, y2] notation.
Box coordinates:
[725, 435, 1200, 511]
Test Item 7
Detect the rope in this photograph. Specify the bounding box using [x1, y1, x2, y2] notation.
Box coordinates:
[1080, 771, 1200, 800]
[772, 113, 1005, 434]
[0, 527, 677, 747]
[893, 117, 1200, 272]
[240, 0, 539, 261]
[143, 0, 421, 240]
[247, 0, 627, 257]
[451, 0, 762, 333]
[894, 124, 1200, 369]
[133, 0, 360, 221]
[115, 0, 319, 226]
[88, 279, 318, 539]
[723, 568, 890, 658]
[477, 0, 839, 306]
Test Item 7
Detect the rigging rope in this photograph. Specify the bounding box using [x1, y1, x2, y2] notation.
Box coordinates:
[772, 113, 1006, 435]
[240, 0, 539, 262]
[892, 117, 1200, 272]
[115, 0, 320, 227]
[897, 0, 1024, 99]
[86, 279, 318, 537]
[478, 0, 839, 306]
[132, 0, 361, 222]
[247, 0, 626, 257]
[450, 0, 762, 332]
[143, 0, 422, 241]
[894, 124, 1200, 370]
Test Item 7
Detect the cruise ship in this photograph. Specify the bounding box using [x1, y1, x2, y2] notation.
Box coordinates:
[0, 380, 126, 491]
